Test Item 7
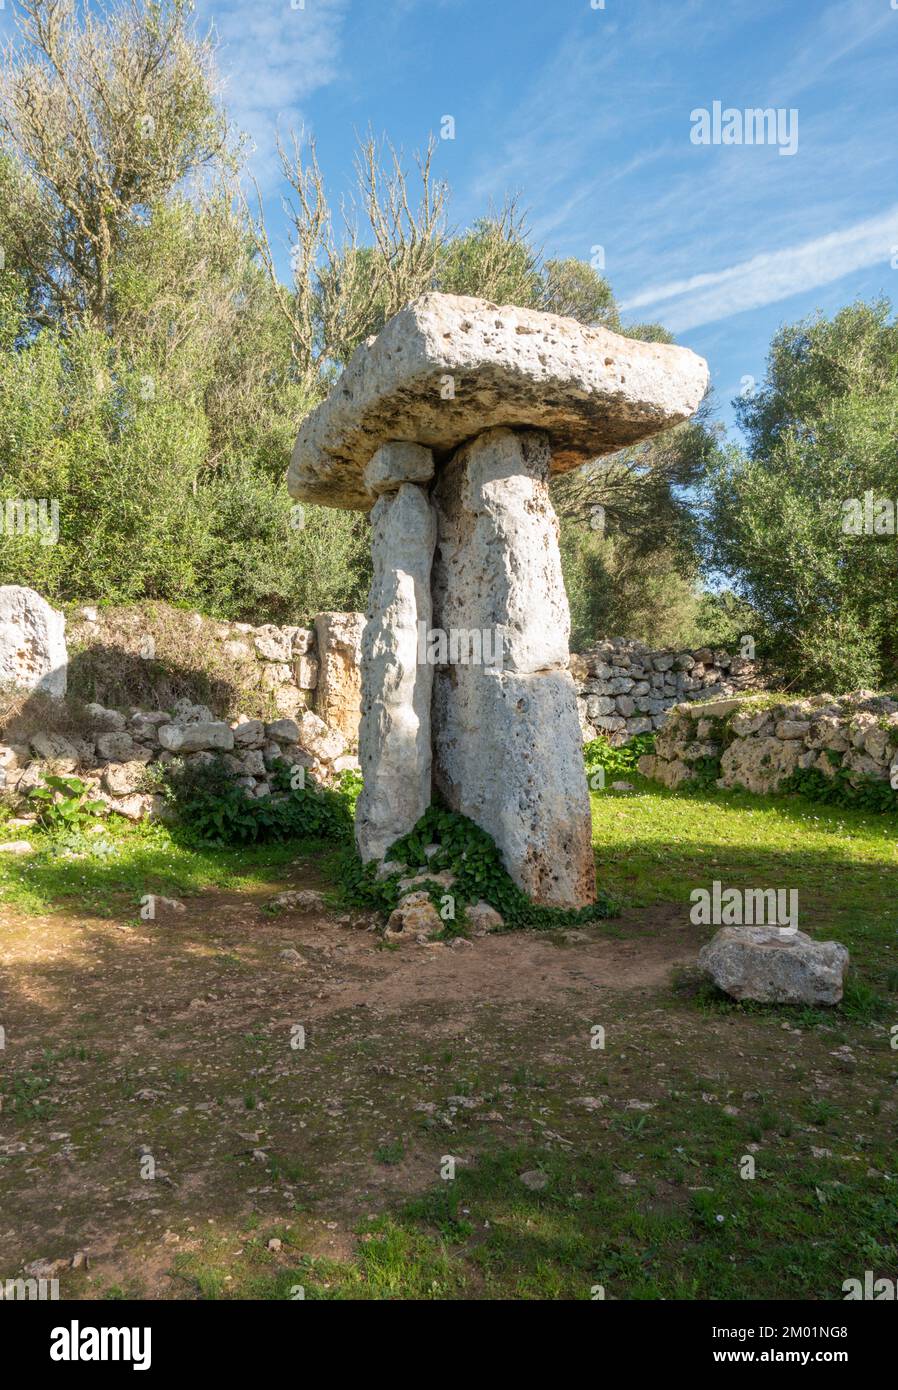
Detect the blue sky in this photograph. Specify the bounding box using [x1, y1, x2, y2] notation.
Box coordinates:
[4, 0, 898, 437]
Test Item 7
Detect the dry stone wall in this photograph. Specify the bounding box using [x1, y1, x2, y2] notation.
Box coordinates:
[571, 638, 760, 746]
[640, 691, 898, 794]
[1, 584, 776, 828]
[0, 589, 363, 822]
[0, 701, 360, 822]
[67, 604, 364, 732]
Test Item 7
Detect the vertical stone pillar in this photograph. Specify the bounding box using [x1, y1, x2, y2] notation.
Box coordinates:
[431, 427, 596, 907]
[355, 451, 437, 863]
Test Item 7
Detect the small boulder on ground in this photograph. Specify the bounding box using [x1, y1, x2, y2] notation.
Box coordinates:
[145, 895, 186, 918]
[385, 891, 442, 943]
[466, 900, 504, 932]
[698, 926, 849, 1006]
[519, 1169, 549, 1192]
[110, 793, 165, 822]
[266, 889, 325, 913]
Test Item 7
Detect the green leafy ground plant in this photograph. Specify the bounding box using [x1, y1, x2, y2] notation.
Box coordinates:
[159, 757, 359, 846]
[583, 732, 655, 786]
[29, 774, 107, 832]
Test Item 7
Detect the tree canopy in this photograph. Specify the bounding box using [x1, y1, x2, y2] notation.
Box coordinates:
[703, 299, 898, 690]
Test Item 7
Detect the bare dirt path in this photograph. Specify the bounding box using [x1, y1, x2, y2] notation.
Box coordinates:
[1, 877, 890, 1299]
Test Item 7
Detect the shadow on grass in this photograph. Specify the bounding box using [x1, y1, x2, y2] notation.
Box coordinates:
[168, 1139, 898, 1301]
[590, 777, 898, 979]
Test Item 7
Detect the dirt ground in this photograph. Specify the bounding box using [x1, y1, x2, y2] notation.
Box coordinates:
[0, 865, 892, 1299]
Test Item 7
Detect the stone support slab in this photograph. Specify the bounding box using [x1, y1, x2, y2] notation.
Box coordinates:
[431, 428, 596, 907]
[355, 482, 437, 862]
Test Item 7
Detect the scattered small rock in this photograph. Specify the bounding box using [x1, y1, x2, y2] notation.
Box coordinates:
[466, 900, 504, 932]
[385, 892, 442, 943]
[266, 889, 325, 913]
[149, 896, 186, 917]
[376, 860, 408, 881]
[24, 1258, 64, 1279]
[573, 1095, 609, 1111]
[397, 868, 456, 893]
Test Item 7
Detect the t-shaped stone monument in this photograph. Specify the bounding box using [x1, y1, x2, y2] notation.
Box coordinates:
[289, 293, 708, 908]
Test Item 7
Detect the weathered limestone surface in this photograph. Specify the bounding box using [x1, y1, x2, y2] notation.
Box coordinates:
[434, 666, 596, 906]
[364, 441, 435, 497]
[313, 611, 365, 739]
[0, 585, 67, 698]
[158, 721, 234, 754]
[431, 428, 570, 674]
[641, 691, 898, 795]
[288, 293, 710, 509]
[699, 926, 849, 1005]
[355, 484, 437, 863]
[432, 429, 595, 907]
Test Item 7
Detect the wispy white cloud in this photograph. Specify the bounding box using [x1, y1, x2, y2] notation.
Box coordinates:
[197, 0, 349, 189]
[459, 0, 898, 340]
[620, 204, 898, 331]
[770, 0, 896, 95]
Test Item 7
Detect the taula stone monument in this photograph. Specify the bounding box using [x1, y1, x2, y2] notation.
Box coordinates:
[288, 293, 708, 907]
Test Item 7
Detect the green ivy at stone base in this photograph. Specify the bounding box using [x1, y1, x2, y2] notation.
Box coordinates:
[339, 803, 616, 932]
[158, 754, 616, 930]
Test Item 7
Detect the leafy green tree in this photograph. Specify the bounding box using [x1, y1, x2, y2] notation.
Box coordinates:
[0, 0, 229, 331]
[553, 397, 724, 647]
[561, 523, 703, 650]
[540, 257, 618, 329]
[704, 299, 898, 691]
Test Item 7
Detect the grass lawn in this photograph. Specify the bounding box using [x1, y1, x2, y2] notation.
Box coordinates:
[0, 778, 896, 1300]
[591, 778, 898, 994]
